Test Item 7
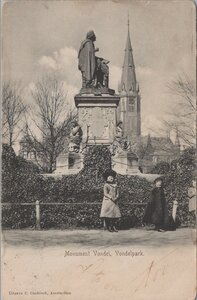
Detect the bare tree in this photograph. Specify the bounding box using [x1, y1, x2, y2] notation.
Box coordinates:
[25, 75, 76, 173]
[147, 73, 195, 147]
[164, 73, 196, 147]
[2, 81, 26, 146]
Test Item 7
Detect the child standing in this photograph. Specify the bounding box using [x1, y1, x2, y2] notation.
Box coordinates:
[188, 178, 196, 213]
[100, 170, 121, 232]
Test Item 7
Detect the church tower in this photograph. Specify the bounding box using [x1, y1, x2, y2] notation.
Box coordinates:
[117, 18, 141, 143]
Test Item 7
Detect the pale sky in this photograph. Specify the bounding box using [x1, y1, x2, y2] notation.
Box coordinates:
[2, 0, 196, 138]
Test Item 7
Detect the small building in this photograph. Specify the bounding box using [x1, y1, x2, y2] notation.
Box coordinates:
[137, 134, 181, 173]
[18, 135, 50, 171]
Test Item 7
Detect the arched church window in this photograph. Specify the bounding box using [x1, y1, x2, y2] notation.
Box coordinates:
[69, 156, 75, 168]
[128, 97, 135, 112]
[30, 152, 36, 159]
[23, 151, 28, 159]
[153, 156, 158, 163]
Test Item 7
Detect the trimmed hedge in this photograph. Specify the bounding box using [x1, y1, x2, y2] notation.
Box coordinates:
[150, 162, 171, 174]
[162, 147, 196, 226]
[2, 145, 195, 229]
[2, 205, 36, 229]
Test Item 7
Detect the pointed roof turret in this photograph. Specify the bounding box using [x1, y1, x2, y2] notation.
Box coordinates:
[144, 134, 154, 159]
[174, 129, 180, 147]
[120, 16, 137, 94]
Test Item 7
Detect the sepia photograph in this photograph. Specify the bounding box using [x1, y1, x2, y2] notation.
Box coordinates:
[1, 0, 196, 299]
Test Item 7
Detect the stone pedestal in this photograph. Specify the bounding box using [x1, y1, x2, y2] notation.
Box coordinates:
[54, 152, 83, 175]
[74, 94, 120, 145]
[112, 151, 140, 175]
[138, 159, 154, 174]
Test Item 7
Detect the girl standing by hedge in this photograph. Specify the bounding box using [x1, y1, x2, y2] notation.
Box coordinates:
[100, 170, 121, 232]
[188, 178, 196, 213]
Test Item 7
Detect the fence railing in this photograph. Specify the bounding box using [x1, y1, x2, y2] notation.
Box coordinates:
[1, 200, 179, 230]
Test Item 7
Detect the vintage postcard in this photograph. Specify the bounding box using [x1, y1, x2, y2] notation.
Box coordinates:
[1, 0, 196, 299]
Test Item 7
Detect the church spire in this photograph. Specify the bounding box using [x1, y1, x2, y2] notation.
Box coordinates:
[117, 16, 141, 141]
[127, 12, 130, 32]
[120, 15, 137, 94]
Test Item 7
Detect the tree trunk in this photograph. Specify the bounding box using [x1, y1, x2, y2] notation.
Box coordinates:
[9, 131, 13, 147]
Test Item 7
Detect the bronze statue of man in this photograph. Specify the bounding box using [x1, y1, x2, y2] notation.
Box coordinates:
[78, 30, 99, 88]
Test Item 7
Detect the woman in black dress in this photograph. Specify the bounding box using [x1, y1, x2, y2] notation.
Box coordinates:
[143, 177, 169, 232]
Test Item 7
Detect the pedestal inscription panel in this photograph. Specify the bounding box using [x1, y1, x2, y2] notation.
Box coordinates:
[75, 94, 120, 145]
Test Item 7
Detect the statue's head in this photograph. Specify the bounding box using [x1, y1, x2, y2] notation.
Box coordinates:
[86, 30, 96, 41]
[71, 120, 78, 128]
[117, 121, 123, 129]
[69, 142, 80, 153]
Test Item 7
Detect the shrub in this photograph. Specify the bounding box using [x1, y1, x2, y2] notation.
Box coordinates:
[2, 205, 36, 229]
[150, 162, 171, 174]
[162, 147, 195, 225]
[83, 145, 112, 176]
[2, 144, 44, 204]
[2, 145, 195, 229]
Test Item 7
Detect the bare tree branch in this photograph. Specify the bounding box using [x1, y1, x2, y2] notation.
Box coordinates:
[23, 74, 76, 173]
[2, 81, 26, 146]
[149, 73, 196, 148]
[167, 72, 195, 111]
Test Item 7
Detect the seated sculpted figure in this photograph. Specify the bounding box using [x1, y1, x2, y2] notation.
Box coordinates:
[110, 121, 130, 155]
[95, 57, 109, 88]
[115, 121, 123, 142]
[69, 121, 83, 153]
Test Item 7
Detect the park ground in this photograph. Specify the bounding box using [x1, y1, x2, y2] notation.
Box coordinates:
[1, 227, 196, 300]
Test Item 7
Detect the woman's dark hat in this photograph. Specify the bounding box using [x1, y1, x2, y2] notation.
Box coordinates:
[103, 169, 117, 181]
[153, 177, 163, 184]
